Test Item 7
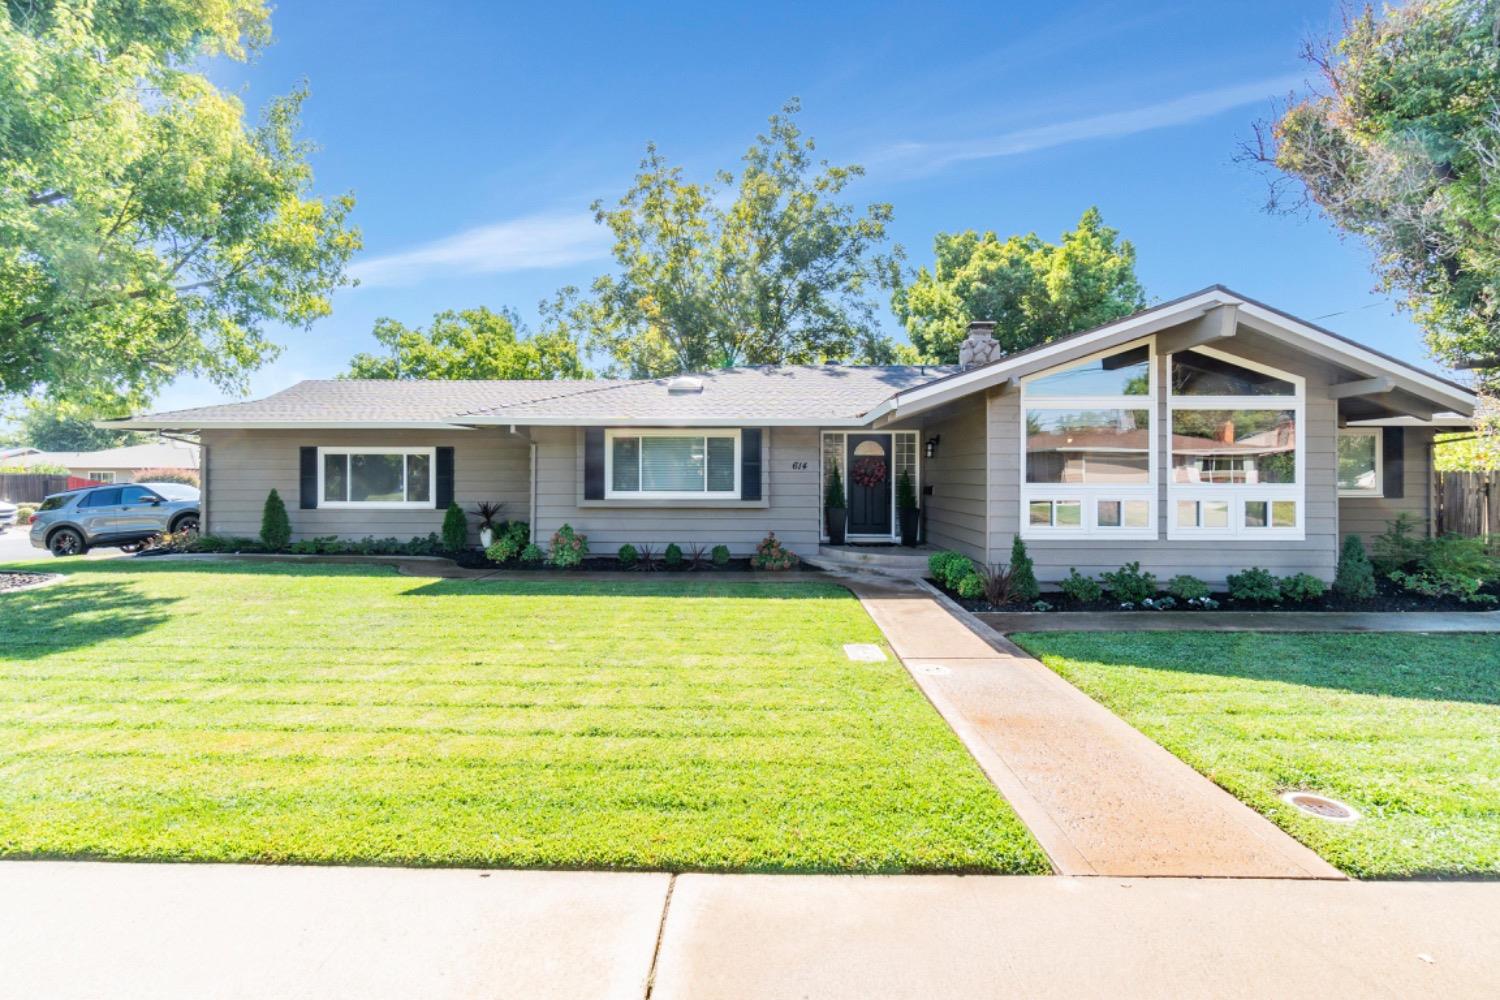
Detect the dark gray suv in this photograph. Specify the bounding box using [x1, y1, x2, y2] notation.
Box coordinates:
[29, 482, 200, 556]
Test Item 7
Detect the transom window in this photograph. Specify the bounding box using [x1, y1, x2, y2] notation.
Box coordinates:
[1020, 340, 1156, 539]
[318, 447, 434, 508]
[606, 429, 739, 499]
[1338, 428, 1383, 497]
[1167, 347, 1304, 540]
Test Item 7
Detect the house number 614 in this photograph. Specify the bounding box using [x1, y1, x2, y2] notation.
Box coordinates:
[791, 461, 808, 470]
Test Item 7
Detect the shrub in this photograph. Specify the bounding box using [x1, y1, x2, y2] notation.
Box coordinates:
[750, 531, 798, 570]
[520, 542, 544, 563]
[441, 502, 468, 551]
[134, 467, 200, 488]
[824, 461, 846, 510]
[896, 469, 917, 510]
[955, 572, 985, 600]
[617, 543, 638, 567]
[976, 563, 1021, 605]
[928, 550, 973, 589]
[1059, 568, 1102, 604]
[259, 489, 291, 550]
[549, 524, 588, 567]
[469, 501, 503, 532]
[1166, 575, 1210, 601]
[1388, 534, 1500, 603]
[1101, 561, 1156, 604]
[636, 542, 658, 570]
[1333, 534, 1377, 600]
[663, 542, 684, 568]
[486, 521, 530, 563]
[1390, 568, 1496, 604]
[1008, 536, 1039, 601]
[686, 543, 707, 569]
[16, 505, 36, 525]
[711, 544, 731, 567]
[1372, 512, 1426, 574]
[1280, 572, 1327, 603]
[1227, 567, 1280, 604]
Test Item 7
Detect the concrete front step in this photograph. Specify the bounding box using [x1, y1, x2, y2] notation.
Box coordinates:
[808, 545, 932, 578]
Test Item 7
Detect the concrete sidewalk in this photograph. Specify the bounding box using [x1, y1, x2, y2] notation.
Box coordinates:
[3, 862, 1498, 1000]
[849, 578, 1342, 879]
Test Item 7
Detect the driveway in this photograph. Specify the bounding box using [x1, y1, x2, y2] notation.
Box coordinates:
[0, 526, 124, 564]
[3, 862, 1498, 999]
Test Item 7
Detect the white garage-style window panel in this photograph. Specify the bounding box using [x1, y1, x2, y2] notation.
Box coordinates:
[1167, 346, 1305, 540]
[318, 447, 435, 508]
[1020, 339, 1157, 539]
[1338, 428, 1383, 497]
[606, 429, 740, 499]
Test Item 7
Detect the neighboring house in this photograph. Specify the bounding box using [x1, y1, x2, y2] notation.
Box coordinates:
[107, 286, 1477, 585]
[11, 440, 200, 484]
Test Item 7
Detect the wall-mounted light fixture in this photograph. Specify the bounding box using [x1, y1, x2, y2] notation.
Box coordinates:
[924, 435, 941, 459]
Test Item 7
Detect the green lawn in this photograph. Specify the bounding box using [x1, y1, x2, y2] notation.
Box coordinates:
[0, 560, 1045, 873]
[1012, 632, 1500, 879]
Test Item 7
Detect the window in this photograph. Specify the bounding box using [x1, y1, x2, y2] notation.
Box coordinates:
[87, 471, 116, 484]
[1021, 341, 1156, 538]
[80, 487, 123, 508]
[120, 486, 161, 504]
[1167, 347, 1304, 540]
[605, 430, 739, 499]
[318, 447, 435, 508]
[1338, 429, 1382, 497]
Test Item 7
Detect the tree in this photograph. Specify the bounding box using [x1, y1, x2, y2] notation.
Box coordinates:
[1, 1, 360, 406]
[891, 208, 1145, 363]
[0, 397, 148, 451]
[343, 307, 588, 380]
[259, 488, 290, 549]
[574, 100, 901, 377]
[1245, 1, 1500, 386]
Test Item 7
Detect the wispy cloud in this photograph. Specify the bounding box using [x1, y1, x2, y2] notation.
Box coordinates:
[350, 210, 611, 288]
[872, 74, 1303, 176]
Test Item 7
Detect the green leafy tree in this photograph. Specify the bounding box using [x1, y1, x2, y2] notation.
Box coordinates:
[259, 488, 290, 549]
[1247, 1, 1500, 385]
[344, 307, 588, 380]
[572, 100, 901, 377]
[1, 398, 147, 451]
[892, 208, 1145, 363]
[1, 0, 360, 406]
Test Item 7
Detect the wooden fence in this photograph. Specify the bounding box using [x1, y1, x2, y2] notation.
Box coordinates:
[0, 473, 72, 504]
[1436, 471, 1497, 537]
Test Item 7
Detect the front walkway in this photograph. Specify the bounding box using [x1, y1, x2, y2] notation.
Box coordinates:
[4, 862, 1498, 999]
[848, 577, 1342, 879]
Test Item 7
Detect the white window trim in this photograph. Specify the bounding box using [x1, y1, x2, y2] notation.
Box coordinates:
[1020, 338, 1158, 540]
[87, 471, 116, 483]
[1166, 345, 1305, 541]
[1338, 427, 1384, 497]
[818, 430, 920, 542]
[317, 446, 436, 510]
[604, 428, 741, 500]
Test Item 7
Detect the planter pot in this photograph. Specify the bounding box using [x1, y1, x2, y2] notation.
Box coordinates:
[479, 527, 494, 549]
[899, 507, 920, 547]
[825, 507, 847, 545]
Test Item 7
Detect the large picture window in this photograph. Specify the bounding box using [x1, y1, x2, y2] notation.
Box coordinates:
[1167, 348, 1304, 540]
[1020, 340, 1156, 538]
[1338, 428, 1382, 497]
[606, 430, 739, 499]
[318, 447, 434, 508]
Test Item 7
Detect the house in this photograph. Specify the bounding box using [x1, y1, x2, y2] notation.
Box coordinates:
[106, 286, 1477, 585]
[9, 440, 201, 484]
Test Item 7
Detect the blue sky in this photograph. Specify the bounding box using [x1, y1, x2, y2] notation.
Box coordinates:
[157, 0, 1433, 410]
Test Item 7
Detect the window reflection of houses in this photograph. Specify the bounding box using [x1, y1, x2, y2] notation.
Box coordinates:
[1025, 410, 1151, 484]
[1170, 410, 1297, 485]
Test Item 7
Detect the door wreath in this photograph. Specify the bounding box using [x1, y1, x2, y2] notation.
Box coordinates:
[851, 456, 887, 489]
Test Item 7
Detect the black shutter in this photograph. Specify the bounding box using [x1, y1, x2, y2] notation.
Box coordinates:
[741, 428, 763, 501]
[1382, 427, 1404, 499]
[584, 429, 605, 500]
[299, 447, 318, 509]
[435, 446, 455, 508]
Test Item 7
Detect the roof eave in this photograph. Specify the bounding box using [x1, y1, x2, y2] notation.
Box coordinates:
[96, 419, 480, 431]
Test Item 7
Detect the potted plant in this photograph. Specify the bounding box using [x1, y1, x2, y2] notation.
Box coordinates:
[896, 470, 919, 547]
[470, 501, 503, 548]
[824, 461, 847, 545]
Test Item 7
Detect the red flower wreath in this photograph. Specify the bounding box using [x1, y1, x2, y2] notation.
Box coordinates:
[851, 456, 887, 489]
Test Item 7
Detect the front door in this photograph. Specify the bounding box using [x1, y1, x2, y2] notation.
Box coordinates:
[846, 434, 892, 536]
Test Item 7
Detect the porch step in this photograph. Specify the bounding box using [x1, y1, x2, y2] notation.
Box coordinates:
[807, 544, 933, 579]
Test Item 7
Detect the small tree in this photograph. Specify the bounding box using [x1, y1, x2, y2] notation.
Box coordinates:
[896, 469, 917, 510]
[260, 489, 291, 550]
[441, 502, 468, 551]
[824, 461, 846, 511]
[1333, 534, 1378, 601]
[1009, 536, 1040, 601]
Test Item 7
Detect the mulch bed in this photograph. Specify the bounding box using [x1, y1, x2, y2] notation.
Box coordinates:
[931, 576, 1500, 615]
[0, 571, 61, 593]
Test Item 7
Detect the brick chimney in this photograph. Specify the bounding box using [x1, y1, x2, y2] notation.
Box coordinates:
[958, 321, 1000, 370]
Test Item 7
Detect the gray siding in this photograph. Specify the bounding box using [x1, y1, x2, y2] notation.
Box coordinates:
[531, 426, 821, 556]
[986, 330, 1341, 586]
[1339, 427, 1435, 544]
[908, 397, 987, 561]
[200, 428, 530, 543]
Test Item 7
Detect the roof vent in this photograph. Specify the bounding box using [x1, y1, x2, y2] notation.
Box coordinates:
[666, 375, 705, 394]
